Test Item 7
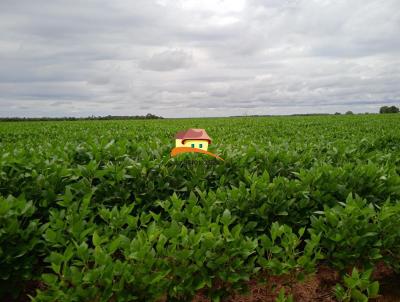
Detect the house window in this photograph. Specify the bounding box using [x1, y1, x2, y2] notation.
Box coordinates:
[191, 143, 195, 148]
[199, 144, 203, 148]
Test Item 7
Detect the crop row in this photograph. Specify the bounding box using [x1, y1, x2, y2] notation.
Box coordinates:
[0, 115, 400, 301]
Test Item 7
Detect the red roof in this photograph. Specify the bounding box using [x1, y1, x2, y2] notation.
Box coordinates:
[175, 128, 212, 144]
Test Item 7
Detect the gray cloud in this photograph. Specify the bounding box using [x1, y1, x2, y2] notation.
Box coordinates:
[139, 49, 193, 71]
[0, 0, 399, 117]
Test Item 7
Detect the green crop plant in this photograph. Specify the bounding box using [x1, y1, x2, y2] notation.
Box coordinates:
[334, 268, 379, 302]
[275, 287, 294, 302]
[0, 114, 398, 300]
[257, 222, 322, 277]
[310, 194, 382, 270]
[0, 195, 47, 298]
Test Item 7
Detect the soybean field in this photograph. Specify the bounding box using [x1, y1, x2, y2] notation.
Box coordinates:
[1, 114, 400, 301]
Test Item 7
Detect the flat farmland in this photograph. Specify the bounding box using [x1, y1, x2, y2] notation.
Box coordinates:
[1, 114, 400, 301]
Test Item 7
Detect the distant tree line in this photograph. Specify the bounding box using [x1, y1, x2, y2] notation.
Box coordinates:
[379, 106, 399, 114]
[0, 113, 163, 122]
[233, 105, 400, 117]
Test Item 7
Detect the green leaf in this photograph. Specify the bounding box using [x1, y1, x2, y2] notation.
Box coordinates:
[42, 273, 58, 285]
[334, 284, 346, 301]
[43, 228, 57, 243]
[344, 275, 358, 289]
[221, 209, 232, 225]
[350, 289, 368, 302]
[108, 237, 121, 254]
[367, 281, 379, 298]
[63, 245, 74, 262]
[93, 231, 101, 247]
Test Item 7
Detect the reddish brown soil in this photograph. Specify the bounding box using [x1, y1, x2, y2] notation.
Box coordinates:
[9, 263, 400, 302]
[193, 264, 400, 302]
[192, 266, 338, 302]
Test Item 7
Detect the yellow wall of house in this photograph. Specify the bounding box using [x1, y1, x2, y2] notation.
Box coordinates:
[175, 139, 184, 147]
[182, 139, 209, 150]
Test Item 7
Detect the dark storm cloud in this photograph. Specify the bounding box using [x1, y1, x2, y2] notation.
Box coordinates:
[0, 0, 399, 117]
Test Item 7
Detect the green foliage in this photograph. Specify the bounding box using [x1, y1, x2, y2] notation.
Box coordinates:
[380, 106, 399, 114]
[334, 268, 379, 302]
[257, 222, 322, 276]
[310, 194, 400, 271]
[275, 287, 294, 302]
[310, 194, 382, 270]
[377, 202, 400, 271]
[0, 195, 46, 298]
[0, 115, 399, 300]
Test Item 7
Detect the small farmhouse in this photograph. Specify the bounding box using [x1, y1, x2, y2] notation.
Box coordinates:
[175, 129, 212, 151]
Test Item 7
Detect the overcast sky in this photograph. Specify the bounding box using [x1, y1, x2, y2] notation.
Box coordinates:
[1, 0, 399, 117]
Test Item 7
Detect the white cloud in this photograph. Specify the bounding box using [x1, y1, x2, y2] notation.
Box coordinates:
[0, 0, 399, 117]
[139, 49, 193, 71]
